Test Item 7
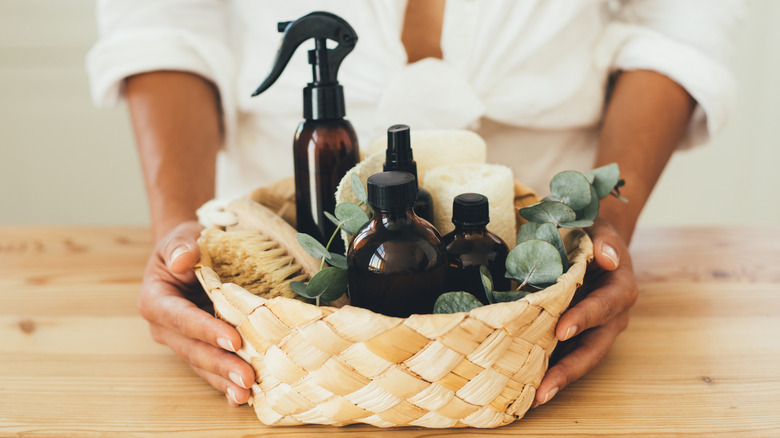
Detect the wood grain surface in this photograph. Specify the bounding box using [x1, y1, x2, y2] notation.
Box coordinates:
[1, 226, 779, 437]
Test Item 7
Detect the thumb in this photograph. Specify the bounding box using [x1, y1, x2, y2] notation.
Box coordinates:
[162, 223, 203, 274]
[589, 221, 624, 272]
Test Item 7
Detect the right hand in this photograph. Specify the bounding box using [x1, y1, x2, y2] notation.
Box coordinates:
[139, 221, 256, 406]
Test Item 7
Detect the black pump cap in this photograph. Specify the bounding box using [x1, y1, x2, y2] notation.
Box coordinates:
[383, 124, 418, 178]
[367, 171, 417, 211]
[252, 12, 358, 121]
[452, 193, 490, 226]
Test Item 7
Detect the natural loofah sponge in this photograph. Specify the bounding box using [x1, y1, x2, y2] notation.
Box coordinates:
[202, 227, 310, 301]
[366, 129, 487, 184]
[423, 163, 516, 249]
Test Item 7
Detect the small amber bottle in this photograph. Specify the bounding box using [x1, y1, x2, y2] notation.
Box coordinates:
[442, 193, 510, 304]
[347, 171, 447, 317]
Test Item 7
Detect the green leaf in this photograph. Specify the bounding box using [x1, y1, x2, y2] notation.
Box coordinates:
[479, 265, 495, 304]
[583, 172, 595, 184]
[326, 252, 348, 269]
[297, 233, 330, 259]
[351, 173, 367, 204]
[534, 223, 569, 272]
[335, 202, 370, 234]
[517, 222, 568, 272]
[289, 281, 308, 297]
[324, 211, 342, 227]
[576, 185, 600, 222]
[516, 222, 541, 244]
[433, 292, 485, 314]
[585, 163, 620, 199]
[490, 290, 531, 303]
[559, 219, 594, 229]
[519, 201, 576, 226]
[306, 267, 348, 303]
[550, 171, 592, 211]
[506, 239, 564, 289]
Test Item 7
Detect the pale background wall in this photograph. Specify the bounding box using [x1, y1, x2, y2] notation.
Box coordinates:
[1, 0, 778, 227]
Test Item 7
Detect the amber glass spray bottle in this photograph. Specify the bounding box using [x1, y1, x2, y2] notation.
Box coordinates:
[252, 12, 360, 254]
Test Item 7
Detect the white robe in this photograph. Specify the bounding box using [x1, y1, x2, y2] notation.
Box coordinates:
[87, 0, 744, 198]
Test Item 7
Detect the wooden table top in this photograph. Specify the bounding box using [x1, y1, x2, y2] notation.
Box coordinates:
[1, 226, 779, 437]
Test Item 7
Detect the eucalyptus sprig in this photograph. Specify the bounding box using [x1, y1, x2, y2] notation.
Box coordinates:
[434, 163, 626, 314]
[290, 173, 370, 306]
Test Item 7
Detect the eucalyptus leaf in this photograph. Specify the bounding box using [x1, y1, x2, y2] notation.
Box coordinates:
[517, 222, 567, 271]
[324, 211, 342, 227]
[491, 290, 531, 303]
[533, 222, 569, 272]
[583, 172, 595, 184]
[306, 267, 348, 303]
[433, 291, 484, 314]
[516, 222, 541, 244]
[335, 202, 370, 234]
[519, 201, 576, 227]
[289, 281, 308, 297]
[550, 171, 592, 211]
[585, 163, 620, 199]
[576, 185, 600, 222]
[506, 239, 563, 289]
[350, 173, 367, 204]
[559, 219, 594, 229]
[297, 233, 330, 259]
[326, 252, 348, 269]
[291, 281, 319, 299]
[479, 265, 495, 305]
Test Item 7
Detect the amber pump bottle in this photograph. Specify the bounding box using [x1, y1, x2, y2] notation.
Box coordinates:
[348, 172, 447, 317]
[383, 125, 434, 223]
[252, 12, 360, 254]
[442, 193, 510, 304]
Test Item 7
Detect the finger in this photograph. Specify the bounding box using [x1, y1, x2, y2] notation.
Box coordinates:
[141, 282, 244, 354]
[150, 323, 255, 392]
[535, 311, 629, 406]
[555, 268, 637, 341]
[161, 223, 203, 276]
[587, 220, 628, 272]
[189, 365, 252, 406]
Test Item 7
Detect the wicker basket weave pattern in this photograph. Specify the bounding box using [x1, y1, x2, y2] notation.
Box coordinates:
[195, 180, 593, 428]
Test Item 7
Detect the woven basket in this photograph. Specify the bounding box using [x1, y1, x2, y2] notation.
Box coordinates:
[195, 178, 593, 428]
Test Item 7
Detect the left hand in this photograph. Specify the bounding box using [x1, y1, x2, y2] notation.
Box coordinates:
[533, 217, 639, 407]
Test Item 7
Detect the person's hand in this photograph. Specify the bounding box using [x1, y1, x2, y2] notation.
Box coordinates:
[139, 221, 256, 406]
[534, 217, 638, 407]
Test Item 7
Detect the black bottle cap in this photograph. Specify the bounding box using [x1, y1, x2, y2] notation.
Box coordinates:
[383, 124, 418, 178]
[304, 84, 345, 120]
[367, 171, 417, 211]
[452, 193, 490, 226]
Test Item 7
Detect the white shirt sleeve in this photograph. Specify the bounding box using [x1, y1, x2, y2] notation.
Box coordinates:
[85, 0, 236, 136]
[600, 0, 746, 149]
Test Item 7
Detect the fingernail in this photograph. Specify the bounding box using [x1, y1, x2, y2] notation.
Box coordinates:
[563, 325, 578, 341]
[601, 242, 619, 269]
[226, 386, 240, 406]
[542, 387, 559, 404]
[229, 371, 248, 389]
[170, 244, 190, 265]
[217, 337, 236, 352]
